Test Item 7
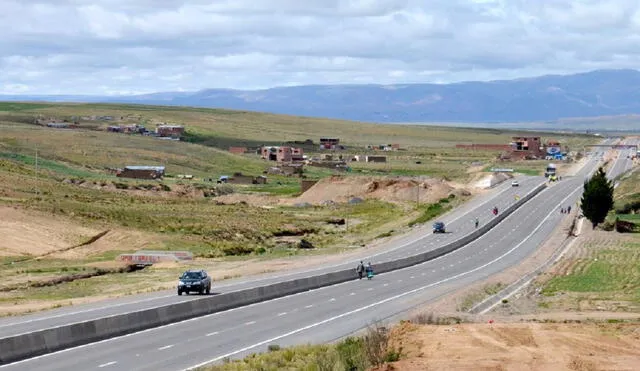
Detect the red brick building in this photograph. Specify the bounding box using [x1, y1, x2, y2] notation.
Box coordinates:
[261, 146, 304, 162]
[509, 136, 545, 159]
[156, 125, 185, 138]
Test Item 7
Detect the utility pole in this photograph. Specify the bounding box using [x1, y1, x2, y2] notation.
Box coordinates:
[35, 146, 39, 198]
[416, 183, 420, 208]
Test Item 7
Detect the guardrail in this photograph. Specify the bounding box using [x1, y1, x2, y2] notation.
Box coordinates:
[0, 182, 547, 365]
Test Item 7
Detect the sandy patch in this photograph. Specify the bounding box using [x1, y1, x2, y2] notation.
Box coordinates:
[383, 322, 640, 371]
[0, 206, 98, 256]
[286, 175, 463, 205]
[51, 229, 162, 259]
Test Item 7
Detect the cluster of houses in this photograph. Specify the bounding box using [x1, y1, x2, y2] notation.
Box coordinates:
[107, 124, 185, 140]
[37, 115, 185, 141]
[456, 136, 568, 161]
[366, 143, 401, 151]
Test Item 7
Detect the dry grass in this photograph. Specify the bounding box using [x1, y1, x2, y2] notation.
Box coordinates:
[0, 102, 599, 314]
[3, 101, 596, 148]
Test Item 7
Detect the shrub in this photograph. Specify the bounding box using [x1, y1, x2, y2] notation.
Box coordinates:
[113, 182, 129, 189]
[267, 344, 280, 352]
[221, 244, 254, 256]
[216, 184, 235, 195]
[336, 337, 366, 371]
[375, 230, 394, 239]
[363, 323, 392, 367]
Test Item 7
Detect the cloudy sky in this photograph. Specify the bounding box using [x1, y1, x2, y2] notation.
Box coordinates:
[1, 0, 639, 95]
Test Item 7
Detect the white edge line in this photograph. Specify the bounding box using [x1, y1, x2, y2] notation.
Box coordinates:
[0, 178, 543, 335]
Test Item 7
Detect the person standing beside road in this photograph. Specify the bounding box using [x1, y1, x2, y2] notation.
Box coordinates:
[356, 261, 364, 279]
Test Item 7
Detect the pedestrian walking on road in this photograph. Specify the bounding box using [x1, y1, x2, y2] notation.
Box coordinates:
[474, 217, 479, 228]
[366, 262, 374, 280]
[356, 261, 364, 280]
[567, 205, 572, 214]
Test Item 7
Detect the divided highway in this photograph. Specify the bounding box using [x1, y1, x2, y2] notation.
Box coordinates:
[0, 154, 614, 371]
[0, 176, 544, 338]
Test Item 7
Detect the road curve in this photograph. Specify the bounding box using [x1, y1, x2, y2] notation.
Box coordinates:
[0, 175, 543, 337]
[0, 156, 608, 371]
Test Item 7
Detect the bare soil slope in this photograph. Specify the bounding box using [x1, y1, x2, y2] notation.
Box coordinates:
[289, 176, 465, 205]
[0, 206, 159, 258]
[0, 206, 98, 256]
[383, 322, 640, 371]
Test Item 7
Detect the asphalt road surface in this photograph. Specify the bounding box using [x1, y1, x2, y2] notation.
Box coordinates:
[0, 155, 613, 371]
[0, 175, 544, 337]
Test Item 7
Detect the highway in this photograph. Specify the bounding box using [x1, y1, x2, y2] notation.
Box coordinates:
[0, 153, 615, 371]
[0, 175, 543, 337]
[606, 139, 636, 179]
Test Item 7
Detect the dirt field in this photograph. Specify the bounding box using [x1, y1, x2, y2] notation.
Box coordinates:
[0, 206, 99, 256]
[290, 175, 468, 205]
[215, 175, 473, 207]
[381, 321, 640, 371]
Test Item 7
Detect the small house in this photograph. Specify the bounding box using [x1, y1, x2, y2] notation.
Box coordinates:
[156, 125, 185, 138]
[319, 138, 340, 150]
[117, 166, 165, 180]
[365, 155, 387, 163]
[261, 146, 304, 162]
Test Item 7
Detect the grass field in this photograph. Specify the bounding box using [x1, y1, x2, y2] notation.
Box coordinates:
[0, 101, 600, 313]
[2, 101, 595, 148]
[538, 164, 640, 312]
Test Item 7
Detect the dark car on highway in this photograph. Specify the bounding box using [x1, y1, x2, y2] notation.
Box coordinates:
[177, 269, 212, 295]
[432, 221, 446, 233]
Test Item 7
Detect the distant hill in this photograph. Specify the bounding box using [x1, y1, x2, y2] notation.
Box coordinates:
[3, 69, 640, 124]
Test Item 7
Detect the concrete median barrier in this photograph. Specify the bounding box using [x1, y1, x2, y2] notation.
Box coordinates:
[0, 182, 547, 365]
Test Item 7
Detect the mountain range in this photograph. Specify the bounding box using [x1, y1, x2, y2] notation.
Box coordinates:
[3, 69, 640, 124]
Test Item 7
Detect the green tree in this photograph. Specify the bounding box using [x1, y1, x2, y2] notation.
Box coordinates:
[580, 167, 614, 229]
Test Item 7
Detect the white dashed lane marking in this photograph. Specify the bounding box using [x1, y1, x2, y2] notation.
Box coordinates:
[206, 331, 219, 336]
[305, 305, 314, 309]
[158, 345, 174, 350]
[98, 361, 117, 368]
[277, 312, 287, 316]
[245, 321, 256, 325]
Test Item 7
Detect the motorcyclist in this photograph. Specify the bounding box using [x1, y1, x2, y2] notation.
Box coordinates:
[492, 206, 498, 215]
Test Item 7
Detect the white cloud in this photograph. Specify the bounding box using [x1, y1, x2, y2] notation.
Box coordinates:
[1, 0, 640, 95]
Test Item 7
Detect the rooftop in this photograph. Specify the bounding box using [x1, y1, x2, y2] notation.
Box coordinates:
[124, 166, 165, 171]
